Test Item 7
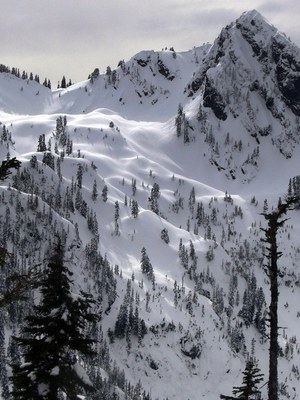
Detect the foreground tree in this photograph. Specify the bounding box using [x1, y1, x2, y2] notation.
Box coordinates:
[11, 238, 98, 399]
[0, 157, 23, 306]
[0, 157, 21, 183]
[0, 157, 21, 212]
[261, 196, 297, 400]
[220, 360, 264, 400]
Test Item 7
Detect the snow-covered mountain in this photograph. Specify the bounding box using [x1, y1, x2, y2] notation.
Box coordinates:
[1, 9, 300, 400]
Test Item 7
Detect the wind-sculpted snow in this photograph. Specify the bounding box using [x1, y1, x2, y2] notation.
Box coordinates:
[1, 10, 300, 400]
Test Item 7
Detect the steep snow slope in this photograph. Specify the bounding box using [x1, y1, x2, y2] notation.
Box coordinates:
[183, 9, 300, 181]
[0, 46, 210, 122]
[50, 46, 210, 121]
[0, 73, 53, 115]
[1, 9, 300, 400]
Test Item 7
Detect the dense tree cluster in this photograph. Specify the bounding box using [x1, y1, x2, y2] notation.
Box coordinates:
[11, 238, 98, 399]
[114, 280, 147, 347]
[0, 63, 51, 88]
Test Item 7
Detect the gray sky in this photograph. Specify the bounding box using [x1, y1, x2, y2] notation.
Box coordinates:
[1, 0, 299, 86]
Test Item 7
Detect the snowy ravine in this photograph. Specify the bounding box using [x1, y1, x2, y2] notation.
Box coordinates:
[1, 9, 300, 400]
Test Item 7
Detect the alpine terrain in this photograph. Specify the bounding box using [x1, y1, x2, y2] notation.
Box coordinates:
[1, 9, 300, 400]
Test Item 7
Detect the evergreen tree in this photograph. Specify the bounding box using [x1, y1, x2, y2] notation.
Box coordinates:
[131, 199, 139, 218]
[102, 185, 108, 202]
[0, 158, 21, 271]
[106, 66, 112, 84]
[175, 104, 183, 137]
[183, 115, 190, 144]
[114, 303, 128, 339]
[160, 228, 170, 244]
[220, 360, 264, 400]
[0, 310, 10, 399]
[140, 247, 154, 280]
[55, 116, 68, 147]
[66, 136, 73, 156]
[37, 134, 47, 152]
[61, 76, 67, 89]
[11, 238, 98, 400]
[42, 152, 55, 170]
[92, 179, 98, 201]
[188, 187, 196, 213]
[131, 178, 137, 196]
[114, 201, 120, 236]
[149, 182, 160, 215]
[76, 164, 83, 188]
[90, 68, 99, 83]
[1, 125, 7, 142]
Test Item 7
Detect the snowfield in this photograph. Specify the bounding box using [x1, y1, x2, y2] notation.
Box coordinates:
[1, 10, 300, 400]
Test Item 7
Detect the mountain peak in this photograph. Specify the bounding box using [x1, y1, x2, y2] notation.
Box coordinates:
[183, 8, 300, 169]
[2, 10, 300, 400]
[234, 9, 280, 48]
[236, 9, 270, 27]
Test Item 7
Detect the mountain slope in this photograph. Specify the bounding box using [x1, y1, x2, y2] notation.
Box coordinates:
[1, 9, 300, 400]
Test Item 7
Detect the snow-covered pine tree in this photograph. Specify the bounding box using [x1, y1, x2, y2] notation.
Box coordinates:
[0, 157, 21, 274]
[140, 247, 154, 280]
[60, 76, 66, 89]
[11, 237, 98, 400]
[175, 103, 183, 137]
[76, 164, 84, 189]
[160, 228, 170, 244]
[114, 200, 120, 235]
[102, 185, 108, 202]
[92, 179, 98, 201]
[37, 134, 47, 152]
[220, 360, 264, 400]
[149, 182, 160, 214]
[131, 199, 139, 218]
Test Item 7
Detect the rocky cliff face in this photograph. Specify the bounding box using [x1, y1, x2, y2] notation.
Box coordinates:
[184, 10, 300, 162]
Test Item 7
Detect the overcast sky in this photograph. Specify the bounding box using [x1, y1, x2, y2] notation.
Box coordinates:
[1, 0, 299, 85]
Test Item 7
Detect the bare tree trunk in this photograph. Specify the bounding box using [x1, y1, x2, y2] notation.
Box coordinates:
[265, 215, 279, 400]
[261, 197, 296, 400]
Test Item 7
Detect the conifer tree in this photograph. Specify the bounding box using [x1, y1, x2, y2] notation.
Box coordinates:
[140, 247, 154, 280]
[0, 157, 21, 271]
[61, 76, 67, 89]
[175, 103, 183, 137]
[131, 178, 137, 196]
[76, 164, 83, 188]
[114, 201, 120, 235]
[149, 182, 160, 215]
[183, 115, 190, 144]
[102, 185, 108, 202]
[131, 199, 139, 218]
[220, 360, 264, 400]
[160, 228, 170, 244]
[37, 134, 47, 152]
[11, 237, 98, 400]
[92, 179, 98, 201]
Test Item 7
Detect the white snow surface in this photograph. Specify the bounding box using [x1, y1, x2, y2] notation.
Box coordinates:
[1, 10, 300, 400]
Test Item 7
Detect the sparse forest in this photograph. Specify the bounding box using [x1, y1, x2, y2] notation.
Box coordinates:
[0, 9, 300, 400]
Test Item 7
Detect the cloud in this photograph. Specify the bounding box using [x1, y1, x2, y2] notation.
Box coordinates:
[258, 1, 287, 14]
[0, 0, 299, 83]
[256, 0, 300, 44]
